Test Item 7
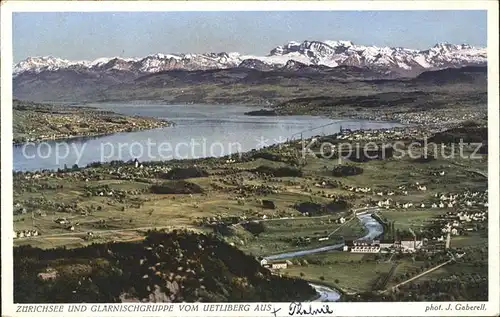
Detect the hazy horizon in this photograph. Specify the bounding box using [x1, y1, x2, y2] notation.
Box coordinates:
[13, 11, 487, 63]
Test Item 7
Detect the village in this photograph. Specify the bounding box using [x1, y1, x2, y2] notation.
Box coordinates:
[13, 132, 488, 245]
[9, 8, 491, 303]
[13, 100, 171, 144]
[258, 184, 488, 271]
[11, 118, 488, 302]
[276, 92, 487, 133]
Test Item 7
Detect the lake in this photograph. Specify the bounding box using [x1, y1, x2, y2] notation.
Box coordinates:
[13, 103, 403, 171]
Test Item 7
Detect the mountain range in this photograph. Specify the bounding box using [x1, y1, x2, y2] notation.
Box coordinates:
[13, 40, 487, 103]
[14, 40, 486, 77]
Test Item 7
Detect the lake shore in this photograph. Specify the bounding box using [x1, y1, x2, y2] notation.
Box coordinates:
[67, 97, 487, 130]
[12, 100, 172, 145]
[12, 104, 405, 171]
[12, 118, 488, 302]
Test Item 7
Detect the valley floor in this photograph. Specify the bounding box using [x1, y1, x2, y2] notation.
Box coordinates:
[12, 120, 489, 301]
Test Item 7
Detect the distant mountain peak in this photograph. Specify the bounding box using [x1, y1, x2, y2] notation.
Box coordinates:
[13, 39, 486, 76]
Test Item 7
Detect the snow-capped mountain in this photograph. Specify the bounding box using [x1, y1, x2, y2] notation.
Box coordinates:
[13, 53, 244, 76]
[13, 56, 88, 74]
[265, 40, 486, 72]
[13, 40, 486, 77]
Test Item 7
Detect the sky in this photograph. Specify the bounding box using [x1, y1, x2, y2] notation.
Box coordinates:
[13, 11, 487, 62]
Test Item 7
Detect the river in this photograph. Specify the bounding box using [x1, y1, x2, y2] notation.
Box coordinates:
[13, 103, 402, 172]
[263, 209, 384, 302]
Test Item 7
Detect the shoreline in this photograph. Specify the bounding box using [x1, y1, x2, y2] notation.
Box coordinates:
[59, 99, 478, 130]
[35, 99, 484, 130]
[11, 119, 467, 173]
[11, 100, 408, 148]
[12, 121, 406, 173]
[12, 100, 174, 145]
[11, 101, 486, 174]
[12, 122, 172, 146]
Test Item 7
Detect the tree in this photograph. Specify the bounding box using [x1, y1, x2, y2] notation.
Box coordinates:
[334, 279, 339, 284]
[319, 276, 325, 281]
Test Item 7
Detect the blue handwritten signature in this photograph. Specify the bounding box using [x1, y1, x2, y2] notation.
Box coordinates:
[270, 303, 334, 316]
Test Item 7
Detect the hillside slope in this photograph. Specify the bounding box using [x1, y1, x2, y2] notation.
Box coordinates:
[14, 230, 316, 303]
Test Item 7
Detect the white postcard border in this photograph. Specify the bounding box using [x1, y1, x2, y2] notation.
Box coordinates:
[1, 1, 499, 316]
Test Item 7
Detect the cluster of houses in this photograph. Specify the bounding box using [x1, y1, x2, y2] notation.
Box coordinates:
[438, 210, 487, 237]
[343, 239, 381, 253]
[433, 190, 488, 210]
[17, 108, 170, 144]
[373, 199, 454, 210]
[392, 110, 485, 126]
[369, 188, 488, 211]
[457, 211, 487, 222]
[13, 229, 39, 239]
[314, 180, 342, 189]
[333, 127, 430, 142]
[344, 185, 373, 193]
[259, 258, 289, 270]
[343, 238, 425, 254]
[15, 161, 176, 183]
[341, 184, 439, 200]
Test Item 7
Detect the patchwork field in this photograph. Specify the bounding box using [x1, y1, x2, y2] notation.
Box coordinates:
[286, 252, 390, 293]
[12, 122, 489, 303]
[378, 210, 446, 231]
[14, 142, 487, 250]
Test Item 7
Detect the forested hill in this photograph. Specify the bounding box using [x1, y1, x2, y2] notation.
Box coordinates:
[14, 230, 315, 303]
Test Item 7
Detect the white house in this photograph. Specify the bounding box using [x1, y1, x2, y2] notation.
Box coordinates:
[55, 218, 67, 225]
[271, 262, 288, 270]
[351, 245, 380, 253]
[349, 240, 381, 253]
[379, 242, 394, 249]
[398, 239, 424, 253]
